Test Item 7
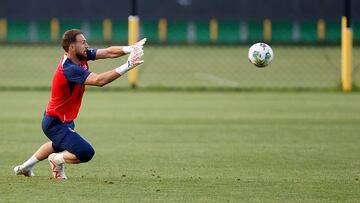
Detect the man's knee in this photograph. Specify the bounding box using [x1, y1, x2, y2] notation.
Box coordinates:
[77, 145, 95, 163]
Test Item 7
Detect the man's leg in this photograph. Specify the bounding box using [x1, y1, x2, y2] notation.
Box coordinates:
[47, 151, 82, 179]
[51, 151, 82, 164]
[34, 142, 55, 160]
[48, 127, 95, 180]
[14, 142, 55, 177]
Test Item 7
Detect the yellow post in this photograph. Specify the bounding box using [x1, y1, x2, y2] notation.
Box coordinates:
[209, 18, 218, 42]
[50, 18, 60, 41]
[158, 18, 167, 42]
[341, 16, 352, 92]
[263, 18, 272, 42]
[103, 18, 112, 42]
[128, 16, 139, 88]
[0, 18, 7, 41]
[317, 19, 325, 41]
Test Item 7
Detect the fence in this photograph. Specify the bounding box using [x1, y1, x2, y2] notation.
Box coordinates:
[0, 44, 359, 90]
[0, 18, 359, 90]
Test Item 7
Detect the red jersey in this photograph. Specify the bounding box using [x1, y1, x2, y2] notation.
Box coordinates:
[45, 49, 96, 122]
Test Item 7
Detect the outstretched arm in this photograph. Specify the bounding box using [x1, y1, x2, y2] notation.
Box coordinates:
[95, 46, 127, 59]
[84, 70, 120, 87]
[95, 38, 147, 60]
[85, 46, 144, 87]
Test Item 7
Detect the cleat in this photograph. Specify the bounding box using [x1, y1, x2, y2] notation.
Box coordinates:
[14, 165, 35, 177]
[48, 153, 67, 180]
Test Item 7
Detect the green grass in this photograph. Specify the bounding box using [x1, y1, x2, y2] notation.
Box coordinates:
[1, 91, 360, 202]
[0, 44, 359, 89]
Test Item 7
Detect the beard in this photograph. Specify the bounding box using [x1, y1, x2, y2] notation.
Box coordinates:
[75, 52, 86, 61]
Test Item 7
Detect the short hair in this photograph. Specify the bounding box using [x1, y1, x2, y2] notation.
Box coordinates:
[61, 29, 83, 52]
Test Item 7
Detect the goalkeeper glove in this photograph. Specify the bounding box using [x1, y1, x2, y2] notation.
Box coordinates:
[122, 38, 147, 54]
[115, 46, 144, 75]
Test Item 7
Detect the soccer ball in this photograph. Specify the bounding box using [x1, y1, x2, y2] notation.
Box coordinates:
[248, 43, 274, 68]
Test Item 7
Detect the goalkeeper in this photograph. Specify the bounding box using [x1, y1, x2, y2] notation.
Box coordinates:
[14, 29, 146, 179]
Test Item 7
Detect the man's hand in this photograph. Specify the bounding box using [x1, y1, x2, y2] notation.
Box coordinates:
[122, 38, 147, 54]
[127, 46, 144, 68]
[134, 38, 147, 46]
[115, 45, 144, 75]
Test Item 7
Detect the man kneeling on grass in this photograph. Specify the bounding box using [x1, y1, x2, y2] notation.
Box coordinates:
[14, 29, 146, 179]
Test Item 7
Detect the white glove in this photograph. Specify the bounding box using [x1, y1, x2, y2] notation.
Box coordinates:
[122, 38, 147, 54]
[115, 46, 144, 75]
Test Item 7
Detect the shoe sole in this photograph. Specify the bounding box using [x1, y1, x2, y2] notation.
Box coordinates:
[49, 159, 62, 179]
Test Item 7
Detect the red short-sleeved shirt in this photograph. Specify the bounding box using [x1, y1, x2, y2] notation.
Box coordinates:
[45, 49, 96, 122]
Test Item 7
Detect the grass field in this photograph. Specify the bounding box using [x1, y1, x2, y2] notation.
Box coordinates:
[1, 90, 360, 202]
[0, 44, 359, 89]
